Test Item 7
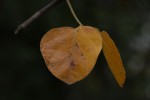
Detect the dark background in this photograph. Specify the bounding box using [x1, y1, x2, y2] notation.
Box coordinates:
[0, 0, 150, 100]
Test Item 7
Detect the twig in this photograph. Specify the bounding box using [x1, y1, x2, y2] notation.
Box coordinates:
[15, 0, 61, 34]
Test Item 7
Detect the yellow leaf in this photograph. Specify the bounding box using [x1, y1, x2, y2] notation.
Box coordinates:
[101, 31, 126, 87]
[40, 26, 102, 84]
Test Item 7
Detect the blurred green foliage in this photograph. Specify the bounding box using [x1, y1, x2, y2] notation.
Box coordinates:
[0, 0, 150, 100]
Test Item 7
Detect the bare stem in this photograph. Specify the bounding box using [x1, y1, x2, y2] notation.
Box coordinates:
[66, 0, 83, 26]
[14, 0, 60, 34]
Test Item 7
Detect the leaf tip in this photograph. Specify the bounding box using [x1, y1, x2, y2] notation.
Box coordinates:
[118, 72, 126, 88]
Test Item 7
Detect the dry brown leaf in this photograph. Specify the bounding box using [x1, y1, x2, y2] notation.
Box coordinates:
[101, 31, 126, 87]
[40, 26, 102, 84]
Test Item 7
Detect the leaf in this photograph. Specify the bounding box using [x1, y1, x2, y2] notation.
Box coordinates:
[101, 31, 126, 87]
[40, 26, 102, 84]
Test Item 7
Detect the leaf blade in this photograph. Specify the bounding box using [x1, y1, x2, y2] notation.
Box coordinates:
[40, 26, 103, 85]
[101, 31, 126, 87]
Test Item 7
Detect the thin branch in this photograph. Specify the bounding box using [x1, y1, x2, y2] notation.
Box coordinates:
[15, 0, 61, 34]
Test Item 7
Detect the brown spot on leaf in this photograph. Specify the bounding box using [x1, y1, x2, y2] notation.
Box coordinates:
[70, 61, 75, 67]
